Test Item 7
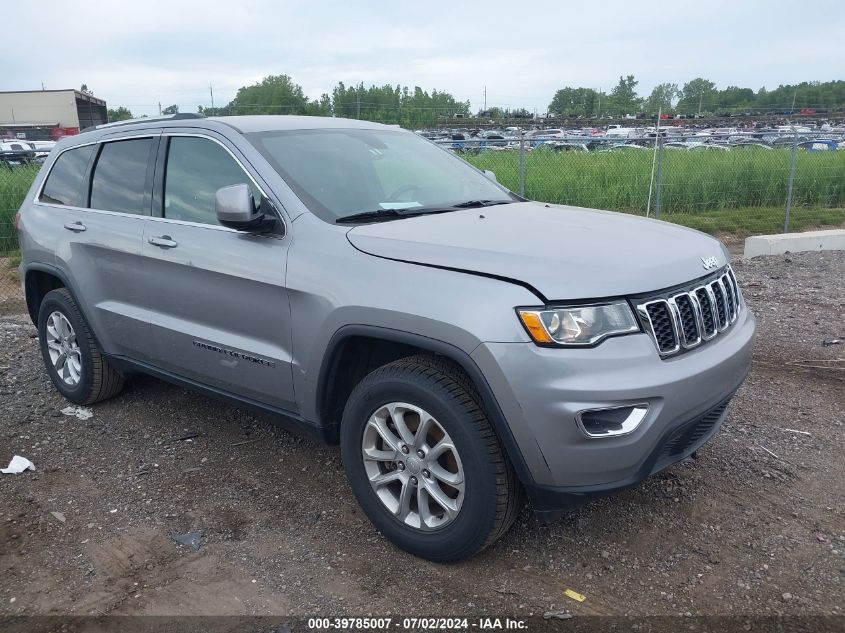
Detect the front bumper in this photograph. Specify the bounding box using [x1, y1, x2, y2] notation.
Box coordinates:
[472, 306, 755, 513]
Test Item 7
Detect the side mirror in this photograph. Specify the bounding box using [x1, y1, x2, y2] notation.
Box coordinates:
[215, 183, 270, 232]
[483, 169, 497, 183]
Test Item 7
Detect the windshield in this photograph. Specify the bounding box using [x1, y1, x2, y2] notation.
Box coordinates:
[246, 128, 516, 222]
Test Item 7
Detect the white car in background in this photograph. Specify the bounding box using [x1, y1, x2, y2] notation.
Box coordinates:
[0, 139, 55, 164]
[28, 140, 57, 157]
[605, 125, 638, 139]
[0, 140, 36, 166]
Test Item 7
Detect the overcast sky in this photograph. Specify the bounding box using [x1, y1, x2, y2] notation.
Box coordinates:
[5, 0, 843, 116]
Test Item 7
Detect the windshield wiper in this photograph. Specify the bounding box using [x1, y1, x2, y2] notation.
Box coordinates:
[335, 207, 456, 224]
[335, 209, 411, 224]
[335, 200, 512, 224]
[449, 199, 512, 209]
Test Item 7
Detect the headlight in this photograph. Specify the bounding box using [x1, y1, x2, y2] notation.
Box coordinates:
[517, 302, 640, 346]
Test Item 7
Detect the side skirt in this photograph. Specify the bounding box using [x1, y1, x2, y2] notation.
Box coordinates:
[105, 355, 335, 444]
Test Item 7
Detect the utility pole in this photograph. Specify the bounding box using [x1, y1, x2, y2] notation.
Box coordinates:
[209, 84, 214, 111]
[41, 82, 45, 91]
[785, 127, 798, 232]
[518, 130, 526, 196]
[158, 102, 162, 116]
[483, 86, 487, 112]
[698, 94, 703, 117]
[597, 90, 601, 119]
[646, 107, 662, 218]
[356, 93, 361, 119]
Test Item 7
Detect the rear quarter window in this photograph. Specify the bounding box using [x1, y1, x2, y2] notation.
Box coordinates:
[39, 144, 96, 207]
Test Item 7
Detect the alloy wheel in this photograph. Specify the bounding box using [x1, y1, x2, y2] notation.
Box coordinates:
[45, 311, 82, 387]
[362, 402, 465, 531]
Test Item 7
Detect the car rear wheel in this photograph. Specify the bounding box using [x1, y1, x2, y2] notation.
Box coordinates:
[340, 355, 522, 561]
[37, 288, 124, 405]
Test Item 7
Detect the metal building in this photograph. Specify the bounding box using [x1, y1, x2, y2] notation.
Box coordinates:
[0, 89, 108, 140]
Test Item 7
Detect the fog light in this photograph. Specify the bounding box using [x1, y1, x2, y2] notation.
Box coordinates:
[576, 404, 649, 438]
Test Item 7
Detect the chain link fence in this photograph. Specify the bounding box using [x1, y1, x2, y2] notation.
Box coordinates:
[658, 133, 843, 230]
[442, 129, 845, 236]
[1, 162, 37, 314]
[1, 128, 844, 314]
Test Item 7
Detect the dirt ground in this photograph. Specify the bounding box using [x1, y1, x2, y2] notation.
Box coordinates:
[0, 251, 843, 622]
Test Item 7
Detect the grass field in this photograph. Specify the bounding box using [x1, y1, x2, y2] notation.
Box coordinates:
[462, 146, 845, 214]
[1, 149, 843, 257]
[665, 206, 845, 235]
[1, 164, 40, 256]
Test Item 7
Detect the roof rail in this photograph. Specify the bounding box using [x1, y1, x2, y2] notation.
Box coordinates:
[85, 112, 205, 132]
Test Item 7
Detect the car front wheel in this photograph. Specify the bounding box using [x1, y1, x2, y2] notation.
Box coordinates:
[340, 355, 521, 561]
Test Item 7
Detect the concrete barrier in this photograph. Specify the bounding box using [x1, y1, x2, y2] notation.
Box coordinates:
[744, 229, 845, 259]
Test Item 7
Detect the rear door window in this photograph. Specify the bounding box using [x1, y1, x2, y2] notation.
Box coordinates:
[39, 144, 95, 207]
[90, 138, 154, 215]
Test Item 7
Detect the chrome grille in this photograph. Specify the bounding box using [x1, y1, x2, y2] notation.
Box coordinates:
[710, 280, 727, 328]
[644, 301, 678, 354]
[637, 268, 742, 358]
[694, 287, 717, 337]
[674, 294, 700, 346]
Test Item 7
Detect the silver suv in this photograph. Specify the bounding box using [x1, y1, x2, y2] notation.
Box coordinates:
[16, 114, 755, 561]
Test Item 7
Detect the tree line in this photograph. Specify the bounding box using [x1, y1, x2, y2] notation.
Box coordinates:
[548, 77, 845, 118]
[108, 75, 469, 126]
[200, 75, 470, 127]
[104, 74, 845, 125]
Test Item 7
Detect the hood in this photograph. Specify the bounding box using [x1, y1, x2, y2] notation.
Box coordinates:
[346, 202, 727, 301]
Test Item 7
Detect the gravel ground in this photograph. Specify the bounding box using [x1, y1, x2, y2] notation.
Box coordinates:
[0, 251, 843, 620]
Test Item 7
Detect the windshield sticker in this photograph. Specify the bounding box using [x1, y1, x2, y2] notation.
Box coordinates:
[379, 202, 423, 210]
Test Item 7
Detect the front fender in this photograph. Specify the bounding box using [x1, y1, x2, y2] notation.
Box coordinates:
[286, 215, 536, 423]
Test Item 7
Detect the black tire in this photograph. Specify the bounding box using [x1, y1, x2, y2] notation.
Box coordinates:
[340, 354, 522, 561]
[37, 288, 124, 405]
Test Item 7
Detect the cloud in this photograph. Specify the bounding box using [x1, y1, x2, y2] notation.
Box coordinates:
[3, 0, 842, 116]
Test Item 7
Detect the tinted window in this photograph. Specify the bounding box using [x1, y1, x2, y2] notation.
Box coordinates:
[164, 137, 259, 225]
[40, 144, 95, 206]
[90, 138, 153, 214]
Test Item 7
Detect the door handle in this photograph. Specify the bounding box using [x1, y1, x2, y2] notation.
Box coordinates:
[63, 221, 86, 232]
[148, 235, 178, 248]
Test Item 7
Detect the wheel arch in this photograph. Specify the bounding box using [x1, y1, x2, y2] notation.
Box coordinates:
[23, 263, 76, 325]
[315, 325, 535, 488]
